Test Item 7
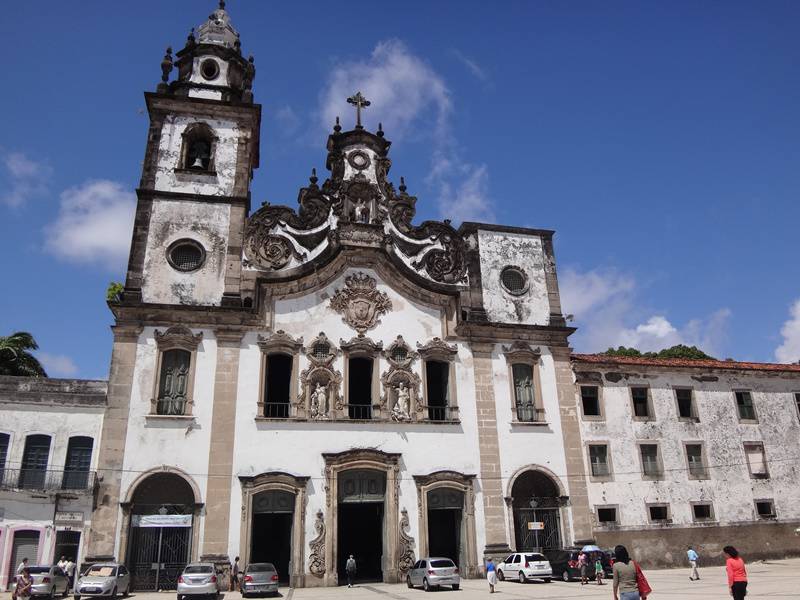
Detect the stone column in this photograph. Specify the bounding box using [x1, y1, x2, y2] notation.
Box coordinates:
[85, 324, 142, 562]
[470, 343, 512, 561]
[201, 330, 244, 567]
[551, 347, 593, 543]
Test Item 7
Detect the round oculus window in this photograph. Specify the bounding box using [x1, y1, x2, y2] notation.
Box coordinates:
[347, 150, 371, 170]
[200, 58, 220, 81]
[500, 266, 528, 296]
[167, 240, 206, 272]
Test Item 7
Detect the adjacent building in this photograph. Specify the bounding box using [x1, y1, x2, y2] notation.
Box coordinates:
[0, 377, 106, 589]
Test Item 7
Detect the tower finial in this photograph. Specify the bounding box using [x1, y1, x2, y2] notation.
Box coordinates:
[334, 116, 342, 134]
[377, 122, 384, 138]
[399, 177, 407, 193]
[219, 0, 226, 9]
[310, 168, 318, 186]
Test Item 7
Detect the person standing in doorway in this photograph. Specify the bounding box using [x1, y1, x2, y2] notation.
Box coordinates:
[485, 557, 497, 593]
[687, 546, 700, 581]
[57, 556, 67, 572]
[345, 555, 357, 588]
[16, 557, 29, 576]
[230, 557, 240, 592]
[65, 558, 76, 592]
[724, 546, 748, 600]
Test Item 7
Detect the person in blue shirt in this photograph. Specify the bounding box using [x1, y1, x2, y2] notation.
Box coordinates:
[486, 558, 497, 593]
[687, 546, 700, 581]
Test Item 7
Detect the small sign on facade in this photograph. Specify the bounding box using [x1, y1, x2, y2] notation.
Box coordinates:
[132, 514, 192, 528]
[527, 521, 544, 530]
[55, 511, 84, 524]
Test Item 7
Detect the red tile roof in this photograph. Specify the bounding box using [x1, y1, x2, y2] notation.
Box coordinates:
[571, 353, 800, 373]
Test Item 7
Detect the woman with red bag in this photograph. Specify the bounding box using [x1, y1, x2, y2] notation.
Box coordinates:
[724, 546, 748, 600]
[612, 545, 650, 600]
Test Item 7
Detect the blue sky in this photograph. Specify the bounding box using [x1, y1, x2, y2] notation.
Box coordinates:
[1, 1, 799, 378]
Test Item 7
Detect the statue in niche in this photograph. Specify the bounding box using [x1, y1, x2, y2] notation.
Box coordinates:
[354, 199, 370, 224]
[310, 382, 329, 419]
[392, 382, 411, 422]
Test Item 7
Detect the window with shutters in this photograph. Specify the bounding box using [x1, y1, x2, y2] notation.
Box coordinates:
[20, 434, 51, 489]
[150, 325, 202, 418]
[744, 443, 768, 479]
[675, 388, 698, 421]
[685, 443, 709, 479]
[588, 444, 611, 478]
[639, 443, 662, 479]
[62, 436, 94, 489]
[735, 390, 757, 422]
[630, 386, 653, 419]
[580, 385, 602, 419]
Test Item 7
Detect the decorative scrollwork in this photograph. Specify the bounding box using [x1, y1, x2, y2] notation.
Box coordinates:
[309, 510, 326, 577]
[398, 508, 416, 574]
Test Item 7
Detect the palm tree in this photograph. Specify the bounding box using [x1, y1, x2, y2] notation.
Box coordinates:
[0, 332, 47, 377]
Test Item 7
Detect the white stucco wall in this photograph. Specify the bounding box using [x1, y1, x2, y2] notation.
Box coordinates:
[140, 199, 230, 306]
[154, 114, 241, 196]
[477, 230, 550, 326]
[577, 369, 800, 530]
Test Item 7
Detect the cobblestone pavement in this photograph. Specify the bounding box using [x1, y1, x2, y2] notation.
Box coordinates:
[128, 558, 799, 600]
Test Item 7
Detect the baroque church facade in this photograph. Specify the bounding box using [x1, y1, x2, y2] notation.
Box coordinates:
[84, 3, 590, 589]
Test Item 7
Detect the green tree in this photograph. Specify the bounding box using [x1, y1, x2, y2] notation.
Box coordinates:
[602, 346, 645, 357]
[601, 344, 715, 360]
[106, 281, 124, 303]
[0, 332, 47, 377]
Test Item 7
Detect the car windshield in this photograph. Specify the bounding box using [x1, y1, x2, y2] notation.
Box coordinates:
[184, 566, 213, 574]
[86, 566, 116, 577]
[430, 560, 455, 568]
[525, 554, 546, 561]
[247, 564, 275, 573]
[27, 567, 51, 574]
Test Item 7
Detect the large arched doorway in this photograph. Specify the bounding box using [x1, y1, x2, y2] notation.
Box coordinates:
[336, 469, 386, 583]
[509, 470, 563, 552]
[125, 472, 198, 591]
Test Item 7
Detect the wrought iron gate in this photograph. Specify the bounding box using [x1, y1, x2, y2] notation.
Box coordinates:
[128, 527, 191, 591]
[514, 508, 561, 552]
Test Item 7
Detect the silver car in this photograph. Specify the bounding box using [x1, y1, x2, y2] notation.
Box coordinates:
[74, 564, 131, 599]
[177, 563, 223, 600]
[242, 563, 279, 597]
[496, 553, 552, 583]
[407, 557, 460, 591]
[11, 566, 70, 598]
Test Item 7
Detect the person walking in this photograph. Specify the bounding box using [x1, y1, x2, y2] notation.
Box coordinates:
[578, 551, 588, 585]
[14, 567, 33, 600]
[687, 546, 700, 581]
[16, 557, 29, 576]
[230, 557, 240, 592]
[345, 555, 357, 588]
[724, 546, 748, 600]
[594, 554, 604, 585]
[65, 558, 76, 592]
[612, 545, 649, 600]
[485, 558, 497, 593]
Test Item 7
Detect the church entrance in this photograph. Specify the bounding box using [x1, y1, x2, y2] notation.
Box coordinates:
[250, 490, 294, 582]
[337, 470, 385, 584]
[426, 488, 464, 568]
[126, 473, 195, 591]
[510, 470, 563, 552]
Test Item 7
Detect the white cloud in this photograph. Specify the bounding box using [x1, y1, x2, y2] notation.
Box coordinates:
[450, 49, 489, 82]
[561, 267, 730, 356]
[319, 39, 493, 224]
[44, 179, 136, 270]
[275, 105, 300, 135]
[0, 151, 52, 207]
[775, 299, 800, 363]
[38, 353, 78, 377]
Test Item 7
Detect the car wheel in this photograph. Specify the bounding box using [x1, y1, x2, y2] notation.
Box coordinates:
[176, 595, 181, 600]
[74, 595, 81, 600]
[562, 570, 570, 582]
[423, 578, 430, 592]
[407, 576, 413, 589]
[519, 572, 527, 584]
[543, 578, 551, 583]
[496, 570, 504, 581]
[451, 584, 459, 591]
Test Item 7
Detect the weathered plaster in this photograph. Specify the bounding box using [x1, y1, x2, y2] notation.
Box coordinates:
[477, 230, 550, 326]
[141, 199, 230, 305]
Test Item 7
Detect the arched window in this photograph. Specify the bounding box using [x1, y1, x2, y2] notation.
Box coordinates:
[180, 123, 216, 172]
[20, 434, 51, 489]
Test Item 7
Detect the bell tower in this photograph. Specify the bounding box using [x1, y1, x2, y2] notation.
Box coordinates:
[124, 1, 260, 307]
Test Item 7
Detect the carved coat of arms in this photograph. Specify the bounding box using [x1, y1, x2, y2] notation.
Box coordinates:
[329, 272, 392, 334]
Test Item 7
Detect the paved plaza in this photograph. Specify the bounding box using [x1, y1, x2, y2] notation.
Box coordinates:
[129, 558, 798, 600]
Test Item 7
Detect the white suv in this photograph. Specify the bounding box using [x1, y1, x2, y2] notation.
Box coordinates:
[496, 553, 552, 583]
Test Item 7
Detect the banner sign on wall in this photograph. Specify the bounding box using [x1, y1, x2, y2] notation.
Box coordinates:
[132, 514, 192, 528]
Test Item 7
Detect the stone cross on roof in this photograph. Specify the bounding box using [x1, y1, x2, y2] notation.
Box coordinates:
[347, 91, 371, 129]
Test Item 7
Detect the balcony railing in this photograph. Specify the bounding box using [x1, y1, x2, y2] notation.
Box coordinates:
[346, 404, 373, 420]
[0, 468, 96, 492]
[263, 402, 290, 418]
[516, 405, 546, 423]
[423, 405, 458, 422]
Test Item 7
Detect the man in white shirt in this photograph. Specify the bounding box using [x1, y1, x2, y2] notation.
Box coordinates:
[17, 557, 29, 575]
[65, 558, 76, 591]
[57, 556, 67, 572]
